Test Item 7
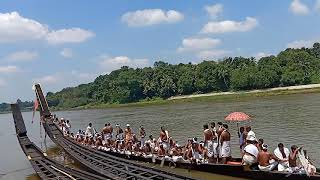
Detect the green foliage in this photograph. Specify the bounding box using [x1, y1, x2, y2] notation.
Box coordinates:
[44, 42, 320, 109]
[0, 99, 34, 113]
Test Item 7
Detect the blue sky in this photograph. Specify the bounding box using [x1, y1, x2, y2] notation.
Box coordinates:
[1, 0, 320, 102]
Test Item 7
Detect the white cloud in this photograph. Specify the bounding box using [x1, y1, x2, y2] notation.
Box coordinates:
[0, 78, 6, 87]
[197, 50, 230, 59]
[100, 55, 149, 73]
[201, 17, 258, 34]
[5, 50, 38, 62]
[177, 37, 221, 52]
[60, 48, 73, 58]
[255, 52, 272, 60]
[121, 9, 184, 27]
[0, 11, 94, 44]
[205, 4, 223, 19]
[315, 0, 320, 12]
[46, 28, 94, 44]
[0, 12, 48, 43]
[286, 39, 318, 48]
[289, 0, 310, 15]
[0, 65, 19, 73]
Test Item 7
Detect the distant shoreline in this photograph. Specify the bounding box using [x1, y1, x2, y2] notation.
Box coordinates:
[44, 83, 320, 112]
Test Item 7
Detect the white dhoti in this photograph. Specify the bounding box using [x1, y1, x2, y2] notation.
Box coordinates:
[243, 154, 257, 165]
[140, 137, 145, 147]
[258, 161, 278, 171]
[220, 141, 231, 158]
[104, 133, 112, 141]
[162, 142, 169, 151]
[205, 140, 214, 157]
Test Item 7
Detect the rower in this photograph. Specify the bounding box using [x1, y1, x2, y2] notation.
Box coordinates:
[124, 124, 133, 151]
[257, 144, 278, 171]
[274, 143, 290, 171]
[257, 138, 264, 152]
[242, 136, 258, 165]
[158, 143, 166, 157]
[95, 135, 103, 147]
[220, 124, 231, 164]
[85, 122, 95, 137]
[139, 126, 146, 147]
[289, 145, 302, 173]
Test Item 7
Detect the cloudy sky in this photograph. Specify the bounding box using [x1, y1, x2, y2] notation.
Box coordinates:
[0, 0, 320, 102]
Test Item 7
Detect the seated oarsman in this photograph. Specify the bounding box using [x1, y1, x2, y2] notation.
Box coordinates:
[242, 136, 259, 165]
[257, 144, 279, 171]
[158, 144, 166, 157]
[220, 124, 232, 164]
[88, 136, 95, 146]
[274, 143, 290, 171]
[187, 138, 202, 163]
[95, 135, 103, 148]
[143, 142, 153, 155]
[124, 124, 133, 151]
[289, 145, 303, 173]
[257, 139, 264, 152]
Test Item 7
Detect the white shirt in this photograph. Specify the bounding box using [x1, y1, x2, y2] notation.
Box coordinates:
[85, 126, 94, 137]
[244, 144, 259, 158]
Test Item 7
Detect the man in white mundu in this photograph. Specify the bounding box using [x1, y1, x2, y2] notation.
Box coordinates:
[219, 124, 231, 164]
[274, 143, 290, 171]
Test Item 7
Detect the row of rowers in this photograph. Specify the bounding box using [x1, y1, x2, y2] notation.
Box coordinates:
[57, 119, 316, 175]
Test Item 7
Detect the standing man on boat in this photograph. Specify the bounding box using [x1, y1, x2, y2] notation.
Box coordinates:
[203, 124, 214, 162]
[210, 122, 219, 163]
[125, 124, 133, 151]
[139, 126, 146, 147]
[102, 123, 113, 146]
[238, 127, 245, 153]
[220, 124, 231, 164]
[115, 124, 124, 149]
[85, 122, 95, 137]
[65, 120, 71, 134]
[257, 144, 278, 171]
[159, 127, 169, 152]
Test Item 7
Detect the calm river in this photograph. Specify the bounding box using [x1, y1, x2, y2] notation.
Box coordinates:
[1, 92, 320, 179]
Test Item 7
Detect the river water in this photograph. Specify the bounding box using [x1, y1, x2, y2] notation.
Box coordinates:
[1, 93, 320, 179]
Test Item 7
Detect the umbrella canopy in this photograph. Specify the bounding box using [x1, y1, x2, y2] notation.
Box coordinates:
[225, 112, 251, 122]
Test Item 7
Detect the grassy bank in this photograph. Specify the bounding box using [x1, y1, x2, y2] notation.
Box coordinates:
[48, 86, 320, 112]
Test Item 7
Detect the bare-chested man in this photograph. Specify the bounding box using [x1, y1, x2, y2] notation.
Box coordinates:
[159, 127, 169, 151]
[289, 145, 302, 172]
[203, 124, 214, 161]
[125, 124, 133, 151]
[115, 124, 124, 149]
[257, 144, 279, 171]
[102, 123, 113, 146]
[220, 124, 231, 164]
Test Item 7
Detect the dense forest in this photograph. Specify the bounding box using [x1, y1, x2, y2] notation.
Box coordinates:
[0, 99, 34, 113]
[46, 43, 320, 109]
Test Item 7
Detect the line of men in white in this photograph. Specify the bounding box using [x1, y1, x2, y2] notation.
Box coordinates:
[56, 117, 316, 175]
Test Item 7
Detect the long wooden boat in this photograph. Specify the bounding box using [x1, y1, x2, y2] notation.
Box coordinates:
[34, 83, 320, 180]
[11, 103, 108, 180]
[34, 83, 197, 180]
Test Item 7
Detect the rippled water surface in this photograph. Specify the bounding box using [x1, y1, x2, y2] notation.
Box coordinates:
[1, 93, 320, 179]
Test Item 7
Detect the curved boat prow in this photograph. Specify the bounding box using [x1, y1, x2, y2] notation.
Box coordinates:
[33, 83, 51, 118]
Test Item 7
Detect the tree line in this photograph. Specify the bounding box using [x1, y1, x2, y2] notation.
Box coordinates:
[0, 99, 34, 113]
[46, 43, 320, 108]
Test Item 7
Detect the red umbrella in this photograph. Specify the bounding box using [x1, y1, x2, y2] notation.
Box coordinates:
[225, 112, 251, 122]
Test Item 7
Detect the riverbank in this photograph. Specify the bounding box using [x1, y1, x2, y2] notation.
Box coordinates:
[51, 83, 320, 111]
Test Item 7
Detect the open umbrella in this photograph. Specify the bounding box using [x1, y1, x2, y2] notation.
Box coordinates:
[225, 112, 251, 122]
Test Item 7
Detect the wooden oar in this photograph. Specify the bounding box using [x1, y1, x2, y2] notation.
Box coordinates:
[160, 156, 165, 167]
